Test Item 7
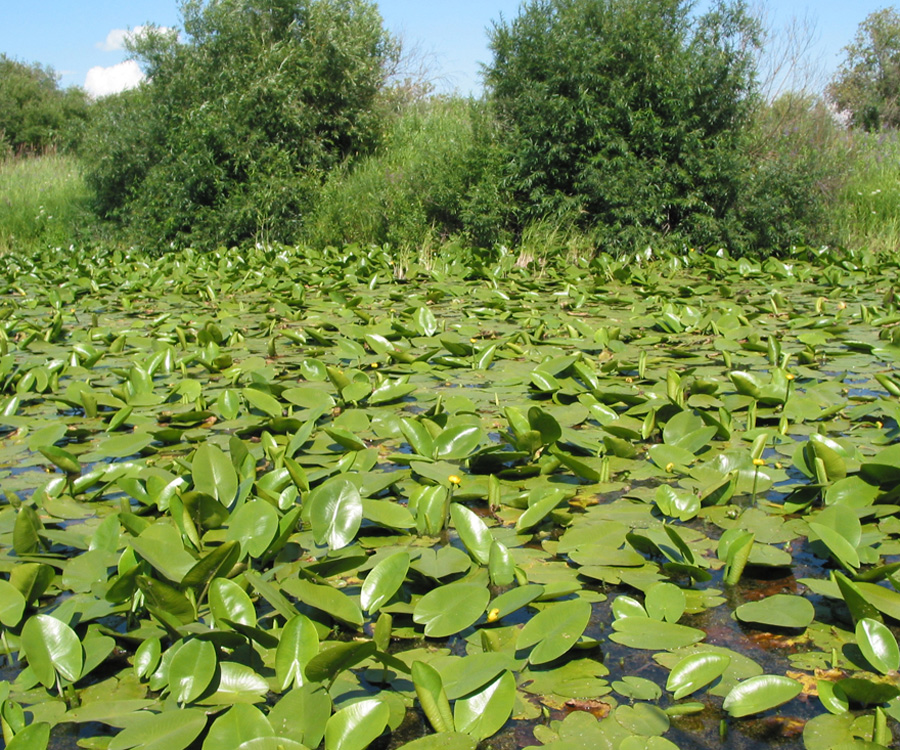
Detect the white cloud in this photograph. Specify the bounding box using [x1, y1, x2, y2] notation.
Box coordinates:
[96, 26, 173, 52]
[97, 27, 137, 52]
[84, 61, 145, 98]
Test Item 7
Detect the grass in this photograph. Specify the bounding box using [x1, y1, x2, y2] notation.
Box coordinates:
[0, 153, 94, 253]
[305, 97, 484, 252]
[837, 129, 900, 252]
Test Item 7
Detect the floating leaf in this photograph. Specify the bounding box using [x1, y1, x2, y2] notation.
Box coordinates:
[615, 703, 670, 736]
[202, 704, 274, 750]
[6, 722, 51, 750]
[38, 445, 80, 474]
[324, 699, 390, 750]
[360, 552, 410, 614]
[516, 487, 567, 532]
[610, 617, 705, 650]
[306, 641, 377, 684]
[450, 503, 492, 565]
[516, 598, 592, 665]
[192, 442, 238, 506]
[413, 583, 489, 638]
[412, 660, 454, 734]
[734, 595, 815, 629]
[834, 678, 900, 707]
[453, 670, 516, 740]
[107, 708, 208, 750]
[0, 578, 27, 628]
[276, 614, 320, 691]
[856, 617, 900, 674]
[307, 476, 363, 551]
[666, 653, 731, 699]
[168, 638, 217, 705]
[21, 614, 83, 687]
[209, 577, 257, 628]
[226, 499, 279, 559]
[722, 675, 802, 717]
[269, 684, 331, 748]
[645, 583, 686, 623]
[392, 734, 477, 750]
[283, 578, 363, 627]
[432, 424, 483, 460]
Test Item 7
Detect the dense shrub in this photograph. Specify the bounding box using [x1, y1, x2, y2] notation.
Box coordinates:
[0, 55, 90, 154]
[305, 97, 511, 251]
[735, 93, 849, 254]
[482, 0, 764, 253]
[84, 0, 397, 250]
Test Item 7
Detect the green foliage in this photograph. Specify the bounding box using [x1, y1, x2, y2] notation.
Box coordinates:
[483, 0, 761, 253]
[306, 97, 506, 251]
[84, 0, 398, 250]
[735, 93, 849, 255]
[0, 55, 90, 154]
[828, 8, 900, 131]
[0, 155, 97, 252]
[836, 128, 900, 251]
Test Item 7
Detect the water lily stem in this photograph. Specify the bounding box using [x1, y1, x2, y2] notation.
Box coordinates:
[0, 629, 14, 668]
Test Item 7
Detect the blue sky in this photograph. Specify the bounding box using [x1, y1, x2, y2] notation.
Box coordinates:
[0, 1, 895, 97]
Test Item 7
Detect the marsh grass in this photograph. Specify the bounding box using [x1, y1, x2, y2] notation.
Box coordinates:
[305, 97, 484, 251]
[837, 130, 900, 252]
[0, 154, 94, 253]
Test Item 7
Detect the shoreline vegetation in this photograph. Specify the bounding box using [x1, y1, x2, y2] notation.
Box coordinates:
[4, 120, 900, 262]
[3, 0, 900, 260]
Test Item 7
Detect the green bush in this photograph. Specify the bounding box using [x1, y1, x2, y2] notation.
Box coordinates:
[0, 55, 90, 154]
[734, 93, 849, 254]
[306, 97, 505, 251]
[84, 0, 398, 250]
[483, 0, 763, 253]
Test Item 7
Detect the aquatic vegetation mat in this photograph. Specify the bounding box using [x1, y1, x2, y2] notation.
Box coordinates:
[1, 243, 900, 749]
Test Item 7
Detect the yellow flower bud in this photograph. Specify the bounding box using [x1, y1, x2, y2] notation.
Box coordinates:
[752, 458, 765, 467]
[448, 475, 462, 486]
[487, 608, 501, 623]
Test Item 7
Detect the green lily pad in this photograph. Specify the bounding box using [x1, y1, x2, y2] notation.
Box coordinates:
[734, 594, 815, 629]
[610, 617, 705, 650]
[516, 598, 592, 665]
[666, 652, 731, 699]
[413, 583, 490, 638]
[722, 674, 802, 717]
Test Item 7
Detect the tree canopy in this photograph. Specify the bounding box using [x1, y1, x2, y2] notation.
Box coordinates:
[84, 0, 398, 249]
[0, 55, 89, 154]
[828, 7, 900, 131]
[483, 0, 761, 251]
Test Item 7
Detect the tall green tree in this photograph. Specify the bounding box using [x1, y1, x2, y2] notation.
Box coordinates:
[0, 55, 89, 154]
[827, 7, 900, 131]
[483, 0, 760, 251]
[85, 0, 398, 249]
